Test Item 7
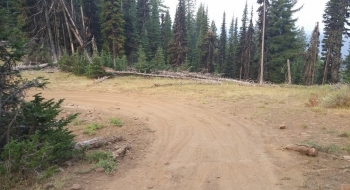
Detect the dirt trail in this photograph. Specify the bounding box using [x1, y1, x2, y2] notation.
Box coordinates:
[38, 91, 300, 190]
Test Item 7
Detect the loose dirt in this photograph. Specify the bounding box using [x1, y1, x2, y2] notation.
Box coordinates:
[24, 72, 350, 190]
[33, 90, 302, 190]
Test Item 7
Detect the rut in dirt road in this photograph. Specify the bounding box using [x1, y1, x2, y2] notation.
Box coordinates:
[40, 91, 286, 190]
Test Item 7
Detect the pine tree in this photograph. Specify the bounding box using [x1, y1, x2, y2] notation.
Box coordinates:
[199, 30, 218, 73]
[136, 0, 151, 56]
[303, 22, 320, 85]
[237, 2, 249, 79]
[122, 0, 139, 64]
[100, 0, 125, 66]
[81, 0, 102, 52]
[320, 0, 348, 84]
[342, 48, 350, 83]
[256, 0, 270, 82]
[243, 8, 255, 80]
[185, 0, 197, 66]
[161, 10, 173, 65]
[147, 0, 161, 59]
[265, 0, 302, 83]
[194, 4, 209, 71]
[169, 0, 187, 67]
[224, 16, 235, 78]
[218, 12, 227, 73]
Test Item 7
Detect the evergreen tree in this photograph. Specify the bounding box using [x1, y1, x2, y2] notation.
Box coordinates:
[122, 0, 139, 64]
[161, 10, 173, 65]
[185, 0, 197, 66]
[100, 0, 125, 66]
[136, 0, 151, 56]
[169, 0, 187, 67]
[81, 0, 102, 52]
[291, 28, 308, 84]
[265, 0, 302, 83]
[320, 0, 348, 84]
[224, 16, 235, 78]
[342, 48, 350, 83]
[256, 0, 270, 82]
[218, 12, 227, 73]
[243, 8, 255, 80]
[194, 4, 209, 71]
[303, 22, 320, 85]
[147, 0, 161, 59]
[199, 30, 218, 73]
[237, 2, 249, 79]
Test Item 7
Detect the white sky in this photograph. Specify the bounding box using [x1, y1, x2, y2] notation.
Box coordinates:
[164, 0, 328, 33]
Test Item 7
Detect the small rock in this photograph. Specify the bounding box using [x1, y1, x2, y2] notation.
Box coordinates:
[95, 167, 105, 173]
[279, 124, 286, 129]
[217, 175, 220, 178]
[58, 167, 65, 172]
[344, 156, 350, 160]
[134, 117, 138, 120]
[115, 145, 121, 150]
[43, 182, 54, 190]
[71, 184, 82, 190]
[341, 184, 350, 190]
[343, 169, 349, 174]
[147, 186, 153, 189]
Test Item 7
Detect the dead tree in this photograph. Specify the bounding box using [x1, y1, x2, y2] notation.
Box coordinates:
[303, 22, 320, 85]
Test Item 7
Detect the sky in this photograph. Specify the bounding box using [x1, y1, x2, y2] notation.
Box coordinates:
[163, 0, 328, 33]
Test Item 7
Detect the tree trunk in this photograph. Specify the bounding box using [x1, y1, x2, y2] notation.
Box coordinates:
[45, 4, 58, 63]
[63, 10, 75, 54]
[287, 59, 291, 85]
[259, 0, 266, 84]
[322, 48, 331, 84]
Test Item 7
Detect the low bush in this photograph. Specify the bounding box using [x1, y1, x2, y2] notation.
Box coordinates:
[84, 123, 105, 135]
[0, 94, 79, 189]
[86, 151, 116, 174]
[109, 117, 123, 127]
[322, 85, 350, 108]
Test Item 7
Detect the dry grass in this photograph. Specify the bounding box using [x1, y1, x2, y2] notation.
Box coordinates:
[22, 71, 338, 105]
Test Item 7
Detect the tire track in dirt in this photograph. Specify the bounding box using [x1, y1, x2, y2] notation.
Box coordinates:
[37, 91, 295, 190]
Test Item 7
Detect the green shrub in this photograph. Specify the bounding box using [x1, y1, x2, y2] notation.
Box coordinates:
[84, 123, 105, 135]
[306, 141, 341, 154]
[322, 86, 350, 108]
[86, 151, 110, 163]
[109, 117, 123, 127]
[72, 54, 88, 76]
[0, 93, 78, 188]
[115, 55, 128, 71]
[85, 56, 106, 78]
[57, 52, 77, 72]
[101, 50, 113, 68]
[86, 151, 116, 174]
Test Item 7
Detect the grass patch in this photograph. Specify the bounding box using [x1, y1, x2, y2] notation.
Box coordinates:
[109, 117, 123, 127]
[86, 151, 116, 174]
[84, 123, 105, 135]
[339, 132, 350, 138]
[322, 86, 350, 108]
[306, 141, 341, 154]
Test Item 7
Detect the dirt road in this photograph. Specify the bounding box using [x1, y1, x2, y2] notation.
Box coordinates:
[39, 90, 302, 190]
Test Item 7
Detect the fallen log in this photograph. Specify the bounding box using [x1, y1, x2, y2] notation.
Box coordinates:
[112, 144, 131, 160]
[284, 144, 318, 157]
[75, 135, 124, 149]
[14, 63, 57, 70]
[94, 76, 110, 84]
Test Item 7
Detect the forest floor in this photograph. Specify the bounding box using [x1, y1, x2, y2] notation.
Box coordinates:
[22, 69, 350, 190]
